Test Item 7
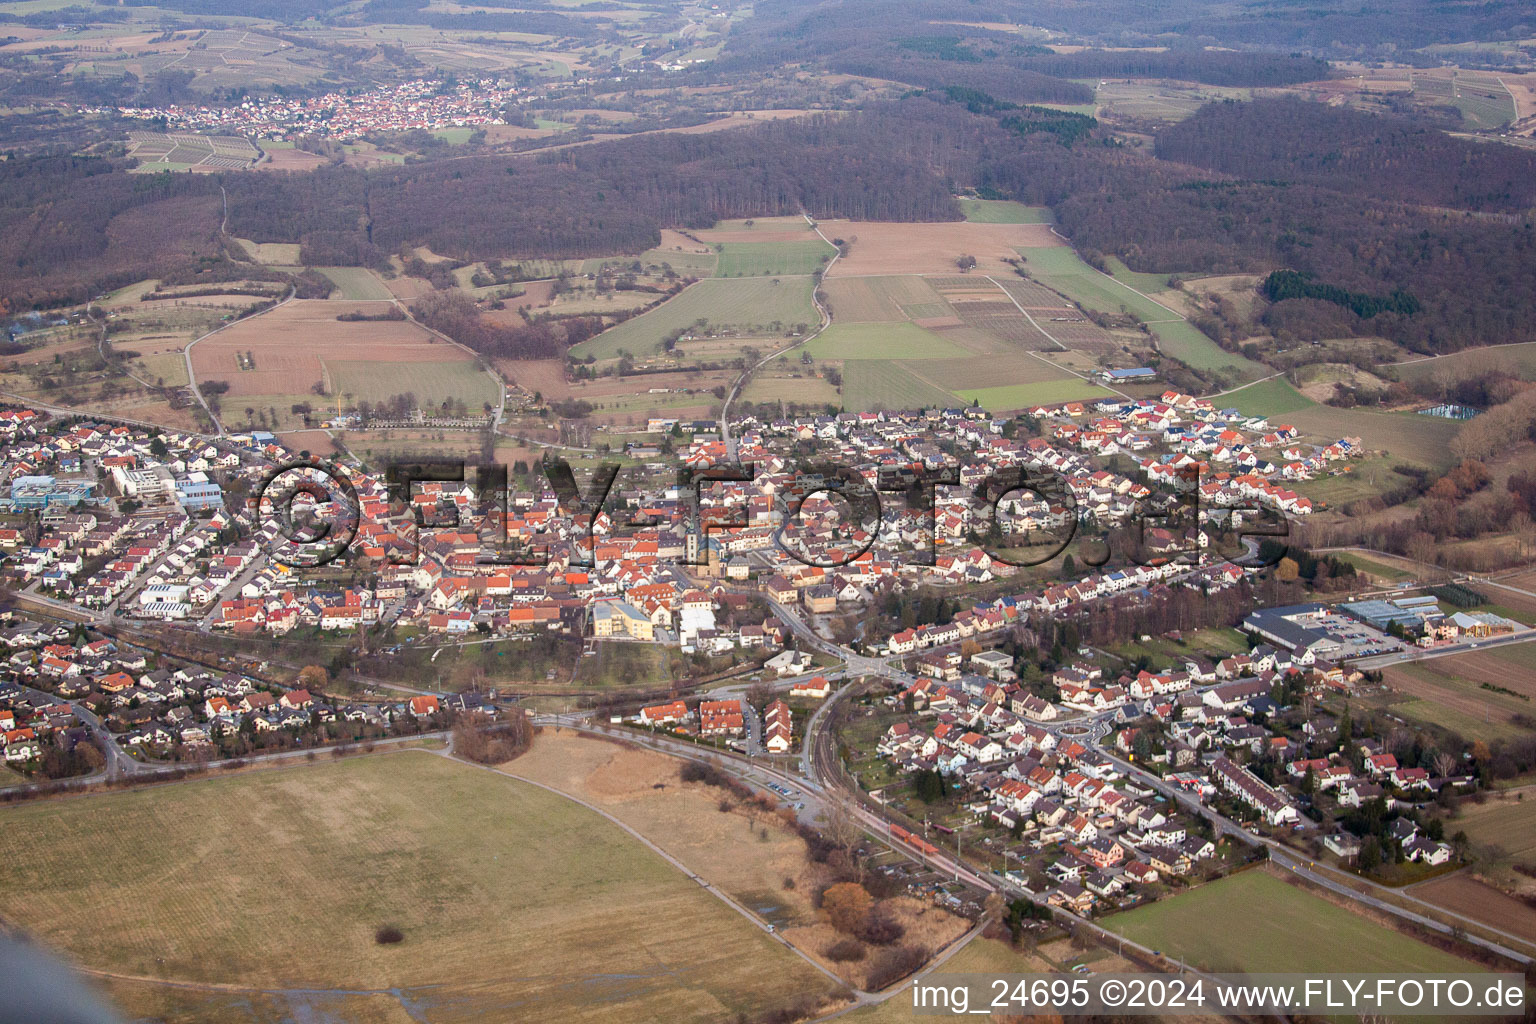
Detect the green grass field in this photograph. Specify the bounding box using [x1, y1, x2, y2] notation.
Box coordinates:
[638, 247, 718, 277]
[715, 240, 834, 277]
[1019, 249, 1267, 380]
[1019, 247, 1179, 324]
[1103, 256, 1172, 294]
[130, 352, 191, 389]
[1456, 794, 1536, 866]
[1221, 378, 1316, 418]
[1387, 697, 1527, 744]
[1486, 640, 1536, 672]
[1392, 343, 1536, 384]
[1413, 74, 1516, 130]
[842, 360, 958, 411]
[327, 359, 499, 412]
[956, 377, 1106, 411]
[958, 199, 1053, 224]
[572, 277, 818, 361]
[741, 371, 841, 406]
[1151, 321, 1268, 379]
[234, 239, 303, 265]
[804, 321, 966, 361]
[0, 754, 834, 1023]
[316, 267, 395, 301]
[1333, 551, 1413, 581]
[1223, 379, 1463, 467]
[1106, 870, 1478, 974]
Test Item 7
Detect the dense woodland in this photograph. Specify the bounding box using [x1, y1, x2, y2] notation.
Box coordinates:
[411, 290, 607, 360]
[1157, 99, 1536, 214]
[725, 0, 1536, 61]
[92, 0, 1536, 53]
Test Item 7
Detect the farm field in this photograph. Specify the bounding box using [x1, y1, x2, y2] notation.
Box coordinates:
[803, 321, 966, 361]
[740, 364, 841, 407]
[915, 349, 1074, 392]
[1149, 320, 1267, 379]
[823, 275, 948, 322]
[822, 219, 1060, 277]
[1450, 792, 1536, 895]
[327, 359, 498, 413]
[1106, 869, 1479, 974]
[1018, 247, 1178, 323]
[1332, 551, 1414, 582]
[637, 245, 718, 277]
[1379, 658, 1533, 743]
[1411, 71, 1516, 129]
[1413, 874, 1536, 944]
[570, 277, 817, 362]
[1224, 379, 1463, 467]
[510, 730, 968, 991]
[1222, 378, 1315, 418]
[0, 753, 835, 1024]
[842, 360, 958, 412]
[1014, 250, 1266, 379]
[1103, 256, 1172, 294]
[957, 199, 1053, 224]
[955, 376, 1106, 412]
[233, 238, 302, 265]
[1095, 79, 1252, 122]
[714, 239, 835, 277]
[1392, 342, 1536, 384]
[317, 267, 395, 300]
[188, 300, 489, 429]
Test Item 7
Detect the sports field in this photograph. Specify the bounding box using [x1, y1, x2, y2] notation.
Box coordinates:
[715, 239, 834, 277]
[0, 754, 834, 1023]
[571, 277, 818, 361]
[1106, 870, 1478, 974]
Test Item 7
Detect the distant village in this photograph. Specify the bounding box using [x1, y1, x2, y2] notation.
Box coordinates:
[102, 77, 520, 142]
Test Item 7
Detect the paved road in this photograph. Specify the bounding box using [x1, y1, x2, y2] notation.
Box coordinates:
[1086, 739, 1535, 964]
[182, 287, 296, 435]
[767, 598, 1536, 970]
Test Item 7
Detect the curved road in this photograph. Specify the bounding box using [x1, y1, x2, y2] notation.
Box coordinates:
[721, 214, 840, 461]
